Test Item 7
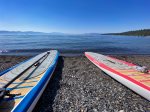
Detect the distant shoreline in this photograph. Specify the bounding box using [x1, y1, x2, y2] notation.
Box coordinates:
[0, 29, 150, 36]
[102, 29, 150, 36]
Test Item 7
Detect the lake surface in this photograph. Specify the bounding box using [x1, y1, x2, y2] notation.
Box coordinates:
[0, 35, 150, 56]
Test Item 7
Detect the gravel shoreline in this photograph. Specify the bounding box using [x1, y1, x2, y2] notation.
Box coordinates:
[0, 55, 150, 112]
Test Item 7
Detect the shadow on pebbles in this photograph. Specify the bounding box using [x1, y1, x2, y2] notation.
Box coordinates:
[0, 55, 149, 112]
[34, 56, 150, 112]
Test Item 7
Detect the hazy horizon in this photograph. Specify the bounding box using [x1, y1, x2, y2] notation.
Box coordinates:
[0, 29, 150, 35]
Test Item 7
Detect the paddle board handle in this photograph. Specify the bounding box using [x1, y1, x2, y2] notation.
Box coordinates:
[0, 51, 50, 101]
[4, 53, 49, 88]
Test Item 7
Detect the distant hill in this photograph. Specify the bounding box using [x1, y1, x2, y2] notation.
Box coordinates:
[0, 31, 48, 35]
[0, 31, 66, 35]
[103, 29, 150, 36]
[0, 30, 103, 36]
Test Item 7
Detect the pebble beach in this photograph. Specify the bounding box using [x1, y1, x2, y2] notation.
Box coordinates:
[0, 55, 150, 112]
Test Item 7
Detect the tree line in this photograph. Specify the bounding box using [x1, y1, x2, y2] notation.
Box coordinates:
[103, 29, 150, 36]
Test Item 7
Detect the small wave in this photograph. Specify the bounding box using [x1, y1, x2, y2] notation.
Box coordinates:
[0, 50, 9, 53]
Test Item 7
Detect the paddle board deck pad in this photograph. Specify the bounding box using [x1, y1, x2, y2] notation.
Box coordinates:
[85, 52, 150, 101]
[0, 50, 59, 112]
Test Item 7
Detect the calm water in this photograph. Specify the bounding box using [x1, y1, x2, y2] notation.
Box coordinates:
[0, 35, 150, 56]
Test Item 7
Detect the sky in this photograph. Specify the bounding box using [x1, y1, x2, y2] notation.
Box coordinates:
[0, 0, 150, 34]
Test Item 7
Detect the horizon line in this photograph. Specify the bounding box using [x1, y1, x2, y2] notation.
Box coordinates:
[0, 28, 149, 34]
